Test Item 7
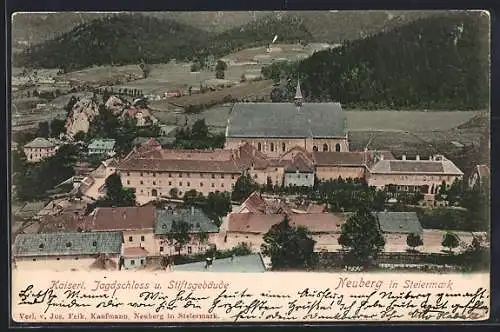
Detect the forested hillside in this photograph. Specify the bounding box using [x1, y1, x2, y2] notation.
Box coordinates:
[262, 12, 489, 110]
[13, 14, 212, 71]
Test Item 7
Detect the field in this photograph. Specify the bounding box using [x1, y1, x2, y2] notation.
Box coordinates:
[60, 64, 144, 84]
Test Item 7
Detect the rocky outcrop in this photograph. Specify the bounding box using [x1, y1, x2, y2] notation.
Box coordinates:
[105, 96, 125, 115]
[65, 96, 99, 136]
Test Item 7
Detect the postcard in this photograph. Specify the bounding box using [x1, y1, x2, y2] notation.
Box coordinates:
[10, 10, 490, 324]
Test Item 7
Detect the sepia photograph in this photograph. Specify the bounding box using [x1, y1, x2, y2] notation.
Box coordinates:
[9, 10, 491, 323]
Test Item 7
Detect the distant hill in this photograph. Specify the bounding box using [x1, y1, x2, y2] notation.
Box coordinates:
[13, 13, 213, 71]
[262, 12, 489, 110]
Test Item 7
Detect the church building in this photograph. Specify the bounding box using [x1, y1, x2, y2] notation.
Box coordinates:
[225, 81, 349, 157]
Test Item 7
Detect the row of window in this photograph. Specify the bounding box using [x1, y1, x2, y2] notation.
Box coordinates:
[159, 246, 193, 254]
[127, 172, 236, 179]
[255, 142, 342, 152]
[130, 180, 227, 189]
[128, 236, 145, 242]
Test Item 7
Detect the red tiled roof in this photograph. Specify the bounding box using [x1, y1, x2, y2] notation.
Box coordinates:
[89, 206, 156, 231]
[39, 213, 91, 233]
[123, 246, 149, 258]
[313, 151, 368, 166]
[240, 192, 267, 214]
[227, 212, 344, 234]
[118, 158, 241, 173]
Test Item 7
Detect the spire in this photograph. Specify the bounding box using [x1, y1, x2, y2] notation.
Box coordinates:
[294, 79, 303, 108]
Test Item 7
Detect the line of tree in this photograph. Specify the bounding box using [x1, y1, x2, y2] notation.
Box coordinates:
[12, 144, 80, 201]
[181, 189, 232, 227]
[262, 13, 488, 110]
[173, 119, 225, 150]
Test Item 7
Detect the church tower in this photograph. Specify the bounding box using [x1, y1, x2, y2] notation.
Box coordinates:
[294, 79, 303, 110]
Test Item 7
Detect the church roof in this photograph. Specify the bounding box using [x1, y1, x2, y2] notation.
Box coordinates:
[227, 102, 346, 138]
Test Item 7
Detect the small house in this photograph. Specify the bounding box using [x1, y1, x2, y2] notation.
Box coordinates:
[88, 139, 116, 156]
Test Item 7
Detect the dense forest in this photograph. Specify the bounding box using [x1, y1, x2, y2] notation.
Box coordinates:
[13, 13, 312, 71]
[13, 14, 212, 71]
[262, 13, 489, 110]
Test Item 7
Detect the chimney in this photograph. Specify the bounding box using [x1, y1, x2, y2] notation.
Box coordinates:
[416, 155, 420, 161]
[402, 154, 406, 161]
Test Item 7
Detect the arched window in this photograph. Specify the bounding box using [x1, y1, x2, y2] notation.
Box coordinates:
[257, 143, 262, 151]
[313, 146, 318, 152]
[335, 143, 341, 152]
[270, 143, 275, 152]
[152, 189, 158, 196]
[282, 142, 286, 152]
[323, 143, 329, 152]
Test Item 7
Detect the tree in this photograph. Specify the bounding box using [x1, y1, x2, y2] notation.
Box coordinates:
[191, 119, 209, 140]
[205, 191, 232, 226]
[231, 172, 259, 202]
[167, 220, 193, 255]
[338, 207, 386, 266]
[169, 188, 179, 199]
[190, 62, 201, 72]
[73, 131, 86, 142]
[215, 70, 225, 79]
[442, 232, 460, 253]
[50, 119, 66, 138]
[37, 121, 50, 138]
[406, 233, 424, 251]
[215, 60, 227, 72]
[195, 231, 209, 251]
[261, 216, 316, 270]
[97, 173, 136, 207]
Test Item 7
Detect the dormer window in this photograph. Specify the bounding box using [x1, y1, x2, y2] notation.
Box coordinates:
[92, 241, 97, 247]
[39, 243, 44, 249]
[66, 242, 72, 248]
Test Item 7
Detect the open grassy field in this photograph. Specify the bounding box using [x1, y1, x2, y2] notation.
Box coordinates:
[60, 64, 144, 84]
[345, 110, 482, 131]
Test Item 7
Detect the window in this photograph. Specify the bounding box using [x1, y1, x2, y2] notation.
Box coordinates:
[335, 143, 341, 152]
[160, 246, 164, 252]
[168, 173, 172, 177]
[140, 189, 144, 193]
[168, 181, 172, 186]
[140, 180, 144, 185]
[39, 243, 44, 249]
[131, 260, 135, 265]
[179, 173, 183, 178]
[57, 258, 60, 261]
[186, 173, 190, 178]
[221, 183, 224, 188]
[128, 236, 133, 242]
[188, 247, 192, 254]
[313, 146, 318, 152]
[211, 183, 215, 188]
[211, 174, 215, 179]
[141, 259, 144, 265]
[200, 173, 204, 178]
[66, 242, 72, 248]
[179, 191, 183, 196]
[153, 181, 156, 185]
[127, 172, 130, 176]
[254, 174, 258, 179]
[75, 257, 79, 260]
[179, 182, 182, 187]
[187, 182, 190, 187]
[323, 143, 329, 152]
[231, 175, 235, 179]
[270, 143, 275, 152]
[200, 182, 204, 187]
[153, 172, 156, 177]
[258, 143, 262, 151]
[33, 259, 36, 262]
[221, 174, 224, 179]
[140, 172, 143, 177]
[282, 143, 286, 152]
[127, 180, 130, 185]
[141, 236, 145, 241]
[92, 241, 97, 247]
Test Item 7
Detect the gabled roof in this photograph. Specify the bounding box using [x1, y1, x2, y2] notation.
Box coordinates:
[13, 232, 123, 257]
[155, 207, 218, 235]
[369, 158, 463, 175]
[88, 139, 116, 150]
[313, 151, 367, 166]
[285, 154, 314, 173]
[123, 247, 149, 258]
[89, 206, 156, 231]
[375, 212, 423, 235]
[24, 137, 57, 148]
[239, 192, 267, 214]
[227, 102, 347, 138]
[227, 212, 344, 234]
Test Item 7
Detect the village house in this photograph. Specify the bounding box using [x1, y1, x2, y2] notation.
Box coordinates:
[23, 137, 62, 162]
[224, 81, 349, 157]
[155, 206, 219, 256]
[469, 164, 490, 189]
[366, 154, 464, 195]
[373, 212, 423, 252]
[78, 158, 119, 200]
[88, 138, 116, 156]
[86, 206, 156, 270]
[283, 153, 315, 187]
[12, 231, 123, 271]
[220, 212, 345, 253]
